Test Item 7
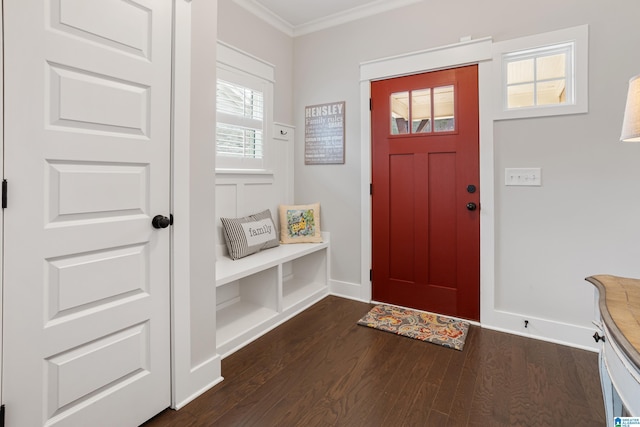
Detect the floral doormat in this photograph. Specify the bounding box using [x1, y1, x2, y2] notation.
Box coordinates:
[357, 304, 470, 351]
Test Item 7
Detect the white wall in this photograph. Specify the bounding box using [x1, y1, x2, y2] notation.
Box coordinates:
[171, 0, 221, 408]
[218, 1, 640, 348]
[289, 1, 640, 347]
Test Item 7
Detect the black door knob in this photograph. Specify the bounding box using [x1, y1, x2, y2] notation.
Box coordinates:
[152, 215, 171, 229]
[466, 202, 477, 211]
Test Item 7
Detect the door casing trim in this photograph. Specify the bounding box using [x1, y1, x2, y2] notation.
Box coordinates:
[359, 37, 495, 324]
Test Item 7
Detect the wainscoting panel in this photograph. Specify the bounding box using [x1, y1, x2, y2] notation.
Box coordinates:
[215, 173, 277, 251]
[215, 125, 294, 254]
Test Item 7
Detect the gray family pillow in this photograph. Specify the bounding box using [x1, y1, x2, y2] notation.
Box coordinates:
[220, 209, 279, 260]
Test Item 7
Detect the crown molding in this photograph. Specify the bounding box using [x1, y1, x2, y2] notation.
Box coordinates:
[234, 0, 422, 38]
[233, 0, 295, 37]
[293, 0, 422, 37]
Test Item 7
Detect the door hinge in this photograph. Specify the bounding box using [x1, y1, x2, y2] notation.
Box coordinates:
[2, 179, 7, 209]
[370, 183, 373, 195]
[369, 98, 372, 111]
[370, 269, 373, 281]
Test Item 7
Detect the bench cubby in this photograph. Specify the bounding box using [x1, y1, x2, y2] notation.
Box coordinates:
[215, 232, 329, 357]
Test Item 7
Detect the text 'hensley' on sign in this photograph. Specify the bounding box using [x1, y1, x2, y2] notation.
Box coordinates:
[305, 102, 344, 117]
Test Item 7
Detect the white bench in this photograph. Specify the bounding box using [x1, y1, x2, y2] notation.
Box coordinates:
[215, 232, 330, 357]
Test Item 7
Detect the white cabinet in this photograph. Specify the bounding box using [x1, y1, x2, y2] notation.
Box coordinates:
[586, 275, 640, 425]
[601, 322, 640, 420]
[215, 233, 329, 357]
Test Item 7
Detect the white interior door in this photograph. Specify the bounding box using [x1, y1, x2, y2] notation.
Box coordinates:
[2, 0, 172, 425]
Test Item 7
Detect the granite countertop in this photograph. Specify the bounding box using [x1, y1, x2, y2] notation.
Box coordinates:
[586, 274, 640, 370]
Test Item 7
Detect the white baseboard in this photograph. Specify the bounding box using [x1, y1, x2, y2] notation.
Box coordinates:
[172, 354, 223, 410]
[329, 279, 368, 302]
[482, 309, 599, 352]
[174, 376, 224, 410]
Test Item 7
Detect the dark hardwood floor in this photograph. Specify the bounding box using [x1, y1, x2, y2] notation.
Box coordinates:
[143, 296, 605, 426]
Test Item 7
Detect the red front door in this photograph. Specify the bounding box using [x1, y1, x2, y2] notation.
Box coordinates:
[371, 65, 480, 321]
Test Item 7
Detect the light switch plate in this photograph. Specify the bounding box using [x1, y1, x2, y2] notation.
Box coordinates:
[505, 168, 542, 186]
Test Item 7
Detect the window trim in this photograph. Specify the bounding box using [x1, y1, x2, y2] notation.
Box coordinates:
[492, 25, 588, 120]
[216, 41, 275, 171]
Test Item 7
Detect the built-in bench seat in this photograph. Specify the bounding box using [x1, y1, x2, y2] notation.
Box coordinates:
[215, 232, 330, 357]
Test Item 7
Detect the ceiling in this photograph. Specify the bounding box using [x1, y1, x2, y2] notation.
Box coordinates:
[233, 0, 423, 37]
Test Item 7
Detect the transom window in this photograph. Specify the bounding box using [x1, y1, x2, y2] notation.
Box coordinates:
[390, 85, 455, 135]
[492, 24, 588, 120]
[504, 43, 573, 109]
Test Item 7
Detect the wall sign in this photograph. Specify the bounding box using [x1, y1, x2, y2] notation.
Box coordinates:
[304, 101, 345, 165]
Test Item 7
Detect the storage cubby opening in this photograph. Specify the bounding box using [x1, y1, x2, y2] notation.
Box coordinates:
[216, 266, 279, 347]
[282, 249, 327, 310]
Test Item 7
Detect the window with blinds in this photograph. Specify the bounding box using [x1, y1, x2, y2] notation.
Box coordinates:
[216, 79, 264, 160]
[216, 42, 274, 170]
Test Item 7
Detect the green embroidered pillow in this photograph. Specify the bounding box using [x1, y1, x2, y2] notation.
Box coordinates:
[278, 203, 323, 244]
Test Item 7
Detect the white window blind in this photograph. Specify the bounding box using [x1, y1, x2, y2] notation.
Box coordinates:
[216, 79, 264, 159]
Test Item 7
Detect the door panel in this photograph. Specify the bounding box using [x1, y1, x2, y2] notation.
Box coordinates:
[51, 0, 153, 58]
[389, 154, 416, 282]
[49, 64, 151, 135]
[371, 65, 480, 321]
[47, 162, 149, 221]
[428, 152, 457, 285]
[3, 0, 172, 425]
